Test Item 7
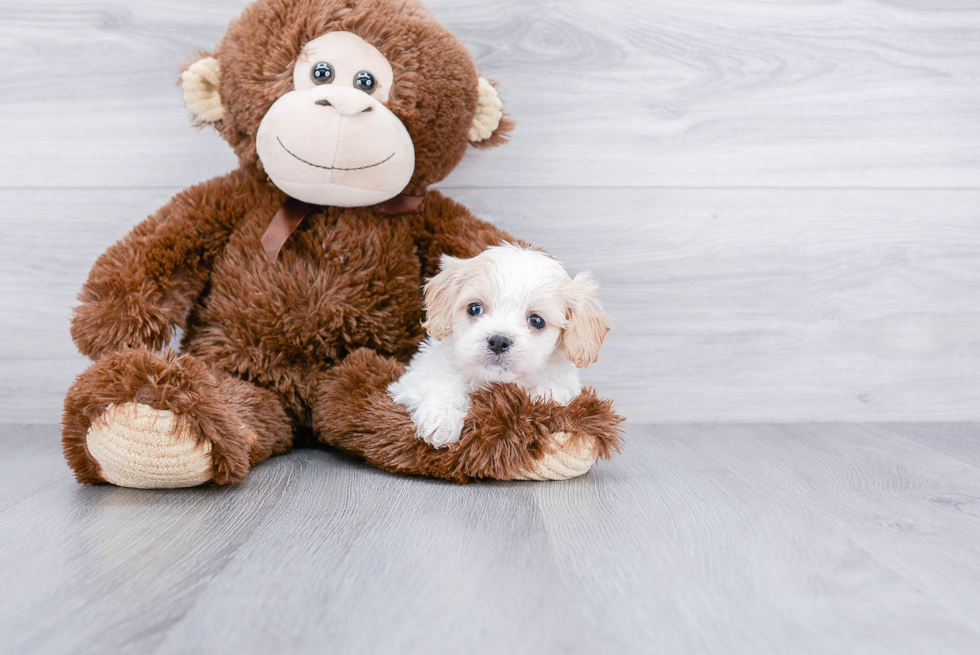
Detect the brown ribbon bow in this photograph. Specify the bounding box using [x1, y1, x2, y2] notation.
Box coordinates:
[260, 193, 425, 262]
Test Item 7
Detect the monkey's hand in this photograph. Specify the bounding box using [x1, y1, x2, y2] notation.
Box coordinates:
[69, 171, 263, 361]
[71, 283, 184, 360]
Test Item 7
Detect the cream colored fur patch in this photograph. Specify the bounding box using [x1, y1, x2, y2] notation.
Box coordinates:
[181, 57, 225, 123]
[468, 77, 503, 142]
[515, 431, 598, 481]
[86, 403, 213, 489]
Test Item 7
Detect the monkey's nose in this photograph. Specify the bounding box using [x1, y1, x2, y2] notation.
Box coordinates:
[311, 86, 376, 116]
[487, 334, 512, 355]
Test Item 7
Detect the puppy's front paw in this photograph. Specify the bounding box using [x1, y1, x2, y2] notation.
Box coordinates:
[411, 403, 466, 448]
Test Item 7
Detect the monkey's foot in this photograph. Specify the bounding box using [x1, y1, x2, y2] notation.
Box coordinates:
[515, 431, 598, 481]
[86, 402, 213, 489]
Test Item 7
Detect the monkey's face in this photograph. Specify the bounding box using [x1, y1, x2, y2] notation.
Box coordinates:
[255, 32, 415, 206]
[180, 0, 514, 203]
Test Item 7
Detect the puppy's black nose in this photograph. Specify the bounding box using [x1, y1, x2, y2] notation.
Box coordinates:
[487, 334, 512, 355]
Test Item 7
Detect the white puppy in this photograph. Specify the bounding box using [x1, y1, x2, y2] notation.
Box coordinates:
[389, 243, 611, 447]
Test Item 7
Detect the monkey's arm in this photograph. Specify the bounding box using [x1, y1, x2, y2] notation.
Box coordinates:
[71, 169, 267, 360]
[315, 349, 623, 483]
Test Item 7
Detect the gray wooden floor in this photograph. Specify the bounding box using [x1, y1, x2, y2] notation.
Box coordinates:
[2, 422, 979, 654]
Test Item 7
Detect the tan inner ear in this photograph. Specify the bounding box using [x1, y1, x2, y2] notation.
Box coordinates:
[421, 257, 463, 340]
[468, 77, 503, 142]
[181, 57, 224, 123]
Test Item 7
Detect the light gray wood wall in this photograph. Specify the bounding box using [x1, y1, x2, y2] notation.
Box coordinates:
[1, 0, 978, 423]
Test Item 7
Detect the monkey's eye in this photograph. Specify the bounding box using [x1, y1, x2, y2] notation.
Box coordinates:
[353, 70, 376, 94]
[467, 303, 484, 317]
[311, 62, 334, 84]
[528, 314, 546, 330]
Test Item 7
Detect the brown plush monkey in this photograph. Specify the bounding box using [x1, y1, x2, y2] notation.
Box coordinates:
[62, 0, 622, 488]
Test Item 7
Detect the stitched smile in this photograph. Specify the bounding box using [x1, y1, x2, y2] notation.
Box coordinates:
[277, 137, 395, 171]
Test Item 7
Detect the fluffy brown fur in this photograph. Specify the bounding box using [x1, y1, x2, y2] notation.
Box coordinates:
[213, 0, 492, 194]
[63, 346, 293, 484]
[313, 349, 622, 483]
[62, 0, 623, 485]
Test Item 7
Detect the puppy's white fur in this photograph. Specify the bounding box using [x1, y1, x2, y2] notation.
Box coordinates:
[389, 243, 610, 447]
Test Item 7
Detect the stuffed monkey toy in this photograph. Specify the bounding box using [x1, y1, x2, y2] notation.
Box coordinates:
[62, 0, 623, 488]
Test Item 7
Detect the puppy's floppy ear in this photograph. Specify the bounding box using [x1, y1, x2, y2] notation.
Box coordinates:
[562, 271, 612, 368]
[469, 78, 514, 149]
[422, 255, 465, 340]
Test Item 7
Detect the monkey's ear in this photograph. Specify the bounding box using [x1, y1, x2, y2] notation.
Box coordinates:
[469, 78, 514, 149]
[180, 56, 225, 123]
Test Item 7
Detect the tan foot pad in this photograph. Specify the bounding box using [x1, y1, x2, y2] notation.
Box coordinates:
[86, 402, 213, 489]
[515, 431, 599, 481]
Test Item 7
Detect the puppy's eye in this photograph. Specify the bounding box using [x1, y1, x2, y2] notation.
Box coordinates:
[311, 62, 334, 85]
[354, 70, 376, 94]
[467, 302, 484, 317]
[528, 314, 546, 330]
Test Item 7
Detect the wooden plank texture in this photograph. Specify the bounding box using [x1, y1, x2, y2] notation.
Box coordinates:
[3, 187, 978, 423]
[4, 2, 980, 653]
[0, 0, 978, 188]
[2, 0, 980, 422]
[2, 422, 979, 654]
